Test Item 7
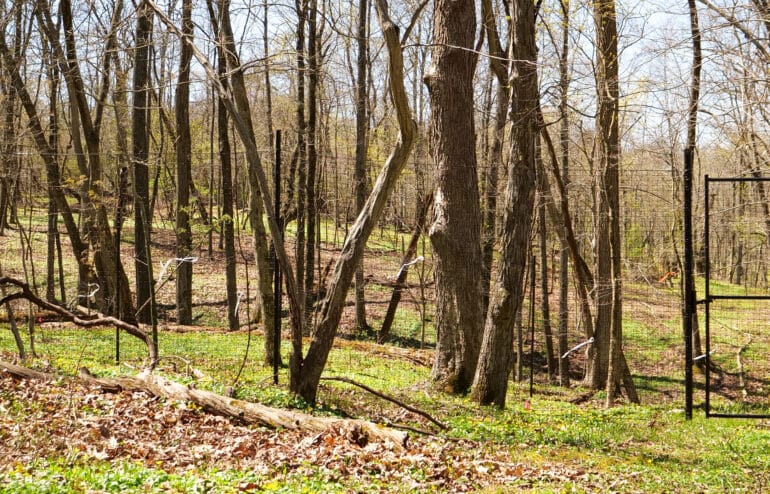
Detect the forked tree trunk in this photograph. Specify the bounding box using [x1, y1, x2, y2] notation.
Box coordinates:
[471, 0, 538, 408]
[426, 0, 483, 394]
[480, 0, 510, 318]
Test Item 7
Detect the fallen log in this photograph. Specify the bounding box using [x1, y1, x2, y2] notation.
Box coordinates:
[0, 360, 52, 380]
[0, 360, 407, 449]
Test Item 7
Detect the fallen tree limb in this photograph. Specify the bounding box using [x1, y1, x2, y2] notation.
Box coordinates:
[0, 360, 406, 448]
[0, 360, 53, 380]
[321, 376, 447, 430]
[0, 277, 157, 363]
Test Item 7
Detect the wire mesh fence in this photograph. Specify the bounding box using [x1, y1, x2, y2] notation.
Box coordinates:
[2, 169, 768, 415]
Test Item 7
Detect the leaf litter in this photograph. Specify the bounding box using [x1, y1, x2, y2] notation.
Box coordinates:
[0, 373, 610, 492]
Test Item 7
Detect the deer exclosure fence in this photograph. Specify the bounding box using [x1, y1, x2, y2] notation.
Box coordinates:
[695, 175, 770, 419]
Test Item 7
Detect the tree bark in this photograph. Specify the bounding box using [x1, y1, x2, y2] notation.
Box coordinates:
[133, 0, 155, 325]
[557, 0, 571, 388]
[425, 0, 483, 394]
[480, 0, 510, 318]
[592, 0, 635, 404]
[175, 0, 194, 326]
[304, 0, 320, 326]
[354, 0, 370, 333]
[471, 0, 537, 408]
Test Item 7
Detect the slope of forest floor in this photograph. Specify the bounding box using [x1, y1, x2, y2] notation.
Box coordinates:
[2, 216, 770, 491]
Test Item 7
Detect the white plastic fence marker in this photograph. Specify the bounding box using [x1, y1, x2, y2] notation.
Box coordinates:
[235, 291, 245, 317]
[693, 349, 716, 362]
[395, 255, 424, 279]
[561, 337, 594, 359]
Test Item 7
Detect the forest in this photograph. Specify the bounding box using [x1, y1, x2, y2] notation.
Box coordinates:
[1, 0, 770, 492]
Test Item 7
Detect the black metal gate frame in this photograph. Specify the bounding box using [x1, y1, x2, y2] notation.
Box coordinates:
[703, 175, 770, 419]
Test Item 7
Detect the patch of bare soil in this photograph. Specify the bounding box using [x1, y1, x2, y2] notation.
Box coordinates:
[0, 373, 609, 492]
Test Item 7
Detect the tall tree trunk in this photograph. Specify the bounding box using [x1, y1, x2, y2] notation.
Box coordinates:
[354, 0, 370, 332]
[556, 0, 571, 388]
[480, 0, 510, 318]
[304, 0, 319, 325]
[211, 0, 276, 339]
[133, 0, 155, 324]
[295, 0, 308, 314]
[684, 0, 705, 367]
[44, 26, 60, 304]
[426, 0, 483, 393]
[175, 0, 194, 326]
[471, 0, 537, 407]
[295, 0, 416, 403]
[537, 153, 557, 378]
[592, 0, 635, 403]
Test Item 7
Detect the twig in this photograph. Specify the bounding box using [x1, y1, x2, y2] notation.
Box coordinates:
[321, 376, 447, 430]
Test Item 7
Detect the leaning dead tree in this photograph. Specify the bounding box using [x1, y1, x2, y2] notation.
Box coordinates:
[0, 277, 157, 362]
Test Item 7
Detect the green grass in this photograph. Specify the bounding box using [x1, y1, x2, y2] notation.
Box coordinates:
[3, 324, 770, 492]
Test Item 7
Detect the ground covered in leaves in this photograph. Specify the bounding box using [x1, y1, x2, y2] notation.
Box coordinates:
[0, 373, 607, 493]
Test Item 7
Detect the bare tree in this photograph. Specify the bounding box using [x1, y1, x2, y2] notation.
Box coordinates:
[175, 0, 194, 325]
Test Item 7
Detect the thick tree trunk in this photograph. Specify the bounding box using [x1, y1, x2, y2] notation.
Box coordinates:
[425, 0, 483, 394]
[471, 0, 537, 408]
[592, 0, 636, 403]
[175, 0, 194, 326]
